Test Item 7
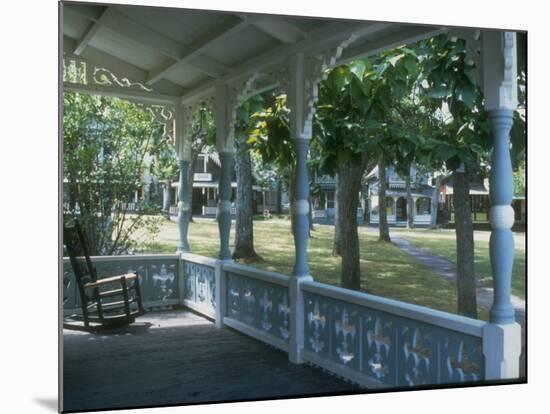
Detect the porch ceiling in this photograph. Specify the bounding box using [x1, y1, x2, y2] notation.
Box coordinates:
[62, 2, 451, 103]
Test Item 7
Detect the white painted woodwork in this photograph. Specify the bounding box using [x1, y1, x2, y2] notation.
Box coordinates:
[301, 280, 485, 337]
[482, 31, 518, 111]
[252, 16, 306, 43]
[483, 323, 522, 379]
[63, 82, 178, 106]
[146, 17, 253, 85]
[73, 7, 111, 56]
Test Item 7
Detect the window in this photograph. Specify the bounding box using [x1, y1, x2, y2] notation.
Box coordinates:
[326, 191, 335, 209]
[416, 198, 431, 215]
[386, 196, 394, 215]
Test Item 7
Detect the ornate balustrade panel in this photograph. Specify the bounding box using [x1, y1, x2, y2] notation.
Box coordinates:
[63, 255, 180, 314]
[301, 282, 485, 388]
[181, 254, 217, 319]
[223, 264, 291, 351]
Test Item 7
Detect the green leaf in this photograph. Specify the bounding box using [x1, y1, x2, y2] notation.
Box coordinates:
[456, 82, 477, 109]
[435, 144, 457, 161]
[349, 60, 367, 81]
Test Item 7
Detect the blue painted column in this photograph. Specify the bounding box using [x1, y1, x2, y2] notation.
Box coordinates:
[488, 109, 515, 324]
[480, 31, 521, 380]
[292, 138, 310, 277]
[177, 159, 191, 252]
[218, 152, 234, 260]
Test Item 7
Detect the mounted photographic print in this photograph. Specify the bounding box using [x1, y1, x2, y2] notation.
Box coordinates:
[60, 0, 527, 412]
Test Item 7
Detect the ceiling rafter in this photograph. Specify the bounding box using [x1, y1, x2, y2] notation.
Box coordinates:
[66, 5, 230, 82]
[73, 6, 111, 56]
[181, 21, 392, 103]
[338, 25, 445, 64]
[251, 16, 307, 44]
[145, 16, 257, 86]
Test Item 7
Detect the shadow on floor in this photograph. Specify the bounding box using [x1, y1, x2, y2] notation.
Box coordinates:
[63, 310, 360, 412]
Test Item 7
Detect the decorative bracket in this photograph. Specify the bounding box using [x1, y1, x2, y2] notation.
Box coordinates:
[288, 34, 358, 140]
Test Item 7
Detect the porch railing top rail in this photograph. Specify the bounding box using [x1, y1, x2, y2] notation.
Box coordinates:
[223, 262, 290, 287]
[62, 253, 180, 263]
[301, 280, 485, 337]
[180, 252, 217, 267]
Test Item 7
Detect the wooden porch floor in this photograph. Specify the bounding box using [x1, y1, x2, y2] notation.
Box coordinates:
[63, 309, 360, 412]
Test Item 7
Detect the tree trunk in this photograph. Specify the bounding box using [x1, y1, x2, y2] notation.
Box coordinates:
[308, 196, 314, 235]
[362, 183, 369, 224]
[162, 181, 171, 217]
[453, 167, 477, 319]
[332, 173, 342, 255]
[406, 172, 414, 229]
[233, 137, 260, 260]
[338, 157, 368, 291]
[378, 161, 391, 242]
[430, 175, 442, 228]
[276, 179, 282, 214]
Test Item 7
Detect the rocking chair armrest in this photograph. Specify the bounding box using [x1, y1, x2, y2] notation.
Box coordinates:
[84, 273, 138, 288]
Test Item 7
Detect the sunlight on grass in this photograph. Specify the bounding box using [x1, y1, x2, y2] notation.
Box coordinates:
[397, 231, 526, 300]
[132, 218, 504, 320]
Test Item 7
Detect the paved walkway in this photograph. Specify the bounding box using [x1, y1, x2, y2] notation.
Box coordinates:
[391, 236, 525, 328]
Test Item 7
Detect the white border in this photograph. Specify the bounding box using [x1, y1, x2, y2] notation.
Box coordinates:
[3, 0, 544, 413]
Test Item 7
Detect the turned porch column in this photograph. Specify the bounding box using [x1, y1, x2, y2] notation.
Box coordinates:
[176, 103, 192, 253]
[214, 84, 236, 261]
[481, 30, 521, 380]
[286, 53, 314, 363]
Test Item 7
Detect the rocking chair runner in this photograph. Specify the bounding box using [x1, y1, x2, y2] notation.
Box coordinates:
[63, 220, 145, 330]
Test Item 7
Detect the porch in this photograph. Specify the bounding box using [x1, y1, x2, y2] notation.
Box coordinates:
[63, 251, 500, 410]
[63, 310, 359, 412]
[61, 2, 524, 411]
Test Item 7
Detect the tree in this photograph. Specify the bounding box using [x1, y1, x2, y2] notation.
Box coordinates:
[249, 92, 296, 229]
[314, 61, 376, 289]
[63, 92, 166, 255]
[377, 160, 391, 242]
[416, 34, 490, 318]
[233, 97, 264, 260]
[186, 106, 216, 223]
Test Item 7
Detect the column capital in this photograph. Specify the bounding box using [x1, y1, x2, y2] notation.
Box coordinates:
[482, 31, 518, 111]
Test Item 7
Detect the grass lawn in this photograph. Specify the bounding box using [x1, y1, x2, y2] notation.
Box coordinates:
[392, 228, 526, 300]
[134, 217, 490, 320]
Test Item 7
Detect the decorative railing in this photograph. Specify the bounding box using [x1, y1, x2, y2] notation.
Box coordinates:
[222, 263, 291, 352]
[180, 253, 217, 319]
[202, 206, 237, 216]
[300, 281, 485, 388]
[63, 254, 181, 314]
[63, 251, 498, 388]
[193, 173, 213, 181]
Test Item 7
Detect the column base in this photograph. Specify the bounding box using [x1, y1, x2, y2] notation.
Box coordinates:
[289, 274, 314, 364]
[483, 322, 522, 380]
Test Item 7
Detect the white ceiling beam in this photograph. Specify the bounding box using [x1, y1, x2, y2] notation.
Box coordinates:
[63, 82, 179, 106]
[64, 36, 186, 97]
[102, 7, 183, 60]
[145, 17, 254, 86]
[338, 25, 445, 64]
[69, 6, 231, 81]
[188, 56, 228, 78]
[251, 17, 306, 44]
[73, 7, 111, 56]
[181, 21, 390, 104]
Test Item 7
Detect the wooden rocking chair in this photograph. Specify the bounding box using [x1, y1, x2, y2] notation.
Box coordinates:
[63, 219, 145, 331]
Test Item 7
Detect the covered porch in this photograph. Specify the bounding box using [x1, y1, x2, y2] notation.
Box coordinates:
[64, 310, 359, 412]
[62, 1, 524, 411]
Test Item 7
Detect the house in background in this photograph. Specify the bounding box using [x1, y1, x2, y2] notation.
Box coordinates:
[438, 174, 526, 226]
[170, 150, 282, 217]
[311, 173, 365, 224]
[367, 164, 436, 227]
